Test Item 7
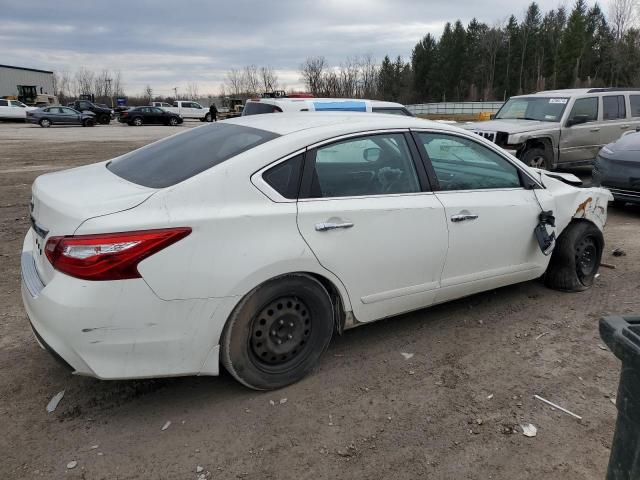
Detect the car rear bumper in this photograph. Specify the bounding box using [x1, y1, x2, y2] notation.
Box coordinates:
[21, 229, 232, 379]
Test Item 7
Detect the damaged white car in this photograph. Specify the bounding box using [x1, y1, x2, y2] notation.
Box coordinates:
[21, 113, 613, 390]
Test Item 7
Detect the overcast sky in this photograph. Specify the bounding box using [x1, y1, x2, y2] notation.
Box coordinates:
[0, 0, 611, 96]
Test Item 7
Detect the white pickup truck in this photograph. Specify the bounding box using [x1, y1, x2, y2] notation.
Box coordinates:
[0, 99, 37, 120]
[162, 101, 212, 122]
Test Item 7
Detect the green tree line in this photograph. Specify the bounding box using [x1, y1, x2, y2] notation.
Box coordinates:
[302, 0, 640, 104]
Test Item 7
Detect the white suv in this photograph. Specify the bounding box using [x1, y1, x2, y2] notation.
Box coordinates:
[243, 97, 413, 116]
[0, 99, 37, 120]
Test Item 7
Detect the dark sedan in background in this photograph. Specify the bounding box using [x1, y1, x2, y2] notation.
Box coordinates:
[118, 106, 183, 126]
[593, 131, 640, 206]
[26, 107, 96, 128]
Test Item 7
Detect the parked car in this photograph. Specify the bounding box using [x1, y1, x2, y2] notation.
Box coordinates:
[118, 106, 183, 126]
[22, 113, 612, 389]
[26, 106, 96, 127]
[593, 130, 640, 206]
[151, 102, 173, 108]
[465, 88, 640, 169]
[67, 100, 112, 124]
[0, 98, 37, 120]
[243, 97, 414, 116]
[162, 100, 210, 121]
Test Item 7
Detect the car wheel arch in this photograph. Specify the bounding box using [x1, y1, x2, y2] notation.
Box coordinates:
[520, 137, 555, 168]
[225, 271, 353, 335]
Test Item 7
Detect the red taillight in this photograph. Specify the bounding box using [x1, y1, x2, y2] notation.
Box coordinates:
[121, 111, 129, 116]
[45, 228, 191, 281]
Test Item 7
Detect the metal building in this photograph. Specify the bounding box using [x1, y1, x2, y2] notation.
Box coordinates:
[0, 64, 55, 104]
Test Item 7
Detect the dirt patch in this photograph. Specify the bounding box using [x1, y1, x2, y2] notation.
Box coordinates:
[1, 122, 639, 479]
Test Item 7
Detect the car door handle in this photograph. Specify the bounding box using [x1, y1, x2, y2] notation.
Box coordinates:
[451, 214, 479, 223]
[315, 221, 354, 231]
[590, 127, 601, 132]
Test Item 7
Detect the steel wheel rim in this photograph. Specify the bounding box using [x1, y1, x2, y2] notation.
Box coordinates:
[249, 296, 312, 369]
[576, 235, 597, 281]
[41, 119, 50, 127]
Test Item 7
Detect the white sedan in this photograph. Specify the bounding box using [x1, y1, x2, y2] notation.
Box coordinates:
[22, 113, 612, 389]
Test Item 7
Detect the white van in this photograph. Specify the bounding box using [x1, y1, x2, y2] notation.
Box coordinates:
[243, 97, 413, 116]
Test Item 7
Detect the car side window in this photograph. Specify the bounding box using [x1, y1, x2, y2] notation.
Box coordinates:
[603, 95, 626, 120]
[568, 97, 598, 122]
[152, 107, 163, 114]
[263, 154, 304, 199]
[631, 96, 640, 117]
[307, 133, 421, 198]
[61, 108, 75, 114]
[0, 100, 9, 106]
[417, 132, 521, 191]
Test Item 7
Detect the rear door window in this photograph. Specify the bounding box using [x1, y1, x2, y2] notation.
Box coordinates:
[0, 100, 8, 106]
[107, 123, 280, 188]
[631, 95, 640, 117]
[603, 95, 626, 120]
[243, 102, 283, 116]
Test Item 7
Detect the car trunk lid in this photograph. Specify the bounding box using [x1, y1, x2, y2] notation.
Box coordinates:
[29, 162, 156, 283]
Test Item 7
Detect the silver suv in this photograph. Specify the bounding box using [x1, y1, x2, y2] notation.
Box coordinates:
[465, 88, 640, 169]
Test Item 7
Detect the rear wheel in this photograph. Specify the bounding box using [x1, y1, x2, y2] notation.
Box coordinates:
[82, 118, 95, 127]
[205, 112, 212, 122]
[521, 147, 551, 170]
[132, 117, 143, 126]
[221, 274, 334, 390]
[98, 114, 110, 124]
[545, 221, 604, 292]
[39, 118, 51, 128]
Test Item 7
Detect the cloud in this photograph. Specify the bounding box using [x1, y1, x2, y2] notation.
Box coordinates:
[0, 0, 612, 95]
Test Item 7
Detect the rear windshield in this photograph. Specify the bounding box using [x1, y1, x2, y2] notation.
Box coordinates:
[242, 102, 283, 116]
[107, 123, 279, 188]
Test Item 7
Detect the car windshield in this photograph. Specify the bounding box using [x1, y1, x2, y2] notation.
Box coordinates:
[495, 97, 569, 122]
[107, 123, 280, 188]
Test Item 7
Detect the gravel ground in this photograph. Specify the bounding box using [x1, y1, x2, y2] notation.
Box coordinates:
[1, 120, 638, 479]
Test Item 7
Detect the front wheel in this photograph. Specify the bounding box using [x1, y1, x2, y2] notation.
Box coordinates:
[83, 118, 95, 127]
[521, 147, 551, 170]
[221, 274, 335, 390]
[168, 116, 179, 126]
[545, 221, 604, 292]
[39, 118, 51, 128]
[205, 112, 212, 122]
[98, 114, 110, 125]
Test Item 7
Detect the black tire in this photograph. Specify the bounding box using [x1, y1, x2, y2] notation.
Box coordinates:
[98, 114, 110, 125]
[221, 274, 334, 390]
[39, 118, 51, 128]
[521, 147, 551, 170]
[544, 221, 604, 292]
[83, 119, 95, 127]
[205, 112, 212, 122]
[132, 117, 143, 126]
[168, 116, 179, 126]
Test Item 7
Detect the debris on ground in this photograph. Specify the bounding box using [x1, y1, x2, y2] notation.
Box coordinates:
[600, 262, 617, 269]
[535, 332, 549, 340]
[328, 414, 334, 426]
[612, 248, 627, 257]
[408, 370, 415, 375]
[269, 400, 275, 406]
[66, 461, 77, 469]
[534, 394, 582, 420]
[521, 423, 537, 437]
[610, 397, 617, 406]
[487, 394, 494, 400]
[46, 390, 65, 413]
[400, 352, 414, 360]
[196, 465, 204, 473]
[90, 445, 99, 450]
[161, 421, 171, 431]
[279, 398, 287, 404]
[336, 443, 357, 458]
[599, 344, 608, 351]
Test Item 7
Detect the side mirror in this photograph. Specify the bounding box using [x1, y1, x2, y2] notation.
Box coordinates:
[363, 147, 381, 162]
[567, 114, 589, 127]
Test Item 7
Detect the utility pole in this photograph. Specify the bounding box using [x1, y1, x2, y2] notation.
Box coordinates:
[106, 78, 113, 108]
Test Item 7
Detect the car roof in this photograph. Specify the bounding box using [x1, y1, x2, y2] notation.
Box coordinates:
[249, 97, 405, 108]
[514, 88, 640, 98]
[223, 111, 457, 136]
